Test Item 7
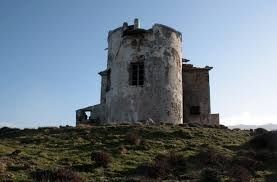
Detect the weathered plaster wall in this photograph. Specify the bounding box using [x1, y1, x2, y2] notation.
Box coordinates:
[105, 24, 183, 124]
[182, 65, 211, 124]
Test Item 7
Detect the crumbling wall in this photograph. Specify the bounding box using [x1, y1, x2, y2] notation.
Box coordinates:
[76, 104, 105, 125]
[182, 64, 212, 124]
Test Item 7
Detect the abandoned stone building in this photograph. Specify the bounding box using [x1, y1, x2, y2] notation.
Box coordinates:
[76, 19, 219, 125]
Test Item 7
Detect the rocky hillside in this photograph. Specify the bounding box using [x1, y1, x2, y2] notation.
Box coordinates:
[0, 124, 276, 181]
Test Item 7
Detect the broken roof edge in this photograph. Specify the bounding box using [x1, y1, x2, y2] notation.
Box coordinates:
[183, 63, 213, 71]
[76, 106, 94, 112]
[153, 24, 182, 37]
[76, 104, 103, 112]
[107, 21, 182, 41]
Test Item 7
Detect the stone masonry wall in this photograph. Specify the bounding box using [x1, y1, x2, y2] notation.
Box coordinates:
[182, 64, 211, 124]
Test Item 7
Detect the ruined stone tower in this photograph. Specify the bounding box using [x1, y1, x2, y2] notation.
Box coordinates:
[76, 19, 219, 125]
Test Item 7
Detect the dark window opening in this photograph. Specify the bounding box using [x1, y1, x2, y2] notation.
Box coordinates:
[130, 62, 144, 86]
[106, 69, 111, 92]
[190, 106, 200, 115]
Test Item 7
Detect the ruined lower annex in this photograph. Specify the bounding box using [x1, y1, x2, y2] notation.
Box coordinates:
[76, 19, 219, 126]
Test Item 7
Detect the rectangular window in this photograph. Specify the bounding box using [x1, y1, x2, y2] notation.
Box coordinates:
[130, 62, 144, 86]
[190, 106, 200, 115]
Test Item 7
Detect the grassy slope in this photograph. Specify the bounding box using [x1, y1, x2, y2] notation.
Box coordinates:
[0, 125, 275, 181]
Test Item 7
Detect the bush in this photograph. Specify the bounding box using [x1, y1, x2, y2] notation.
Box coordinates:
[136, 154, 170, 179]
[137, 158, 172, 178]
[149, 157, 171, 178]
[166, 152, 187, 170]
[254, 128, 268, 136]
[197, 148, 230, 169]
[0, 127, 21, 137]
[248, 131, 277, 151]
[255, 150, 276, 162]
[229, 166, 251, 182]
[32, 168, 83, 182]
[136, 152, 186, 179]
[232, 156, 262, 172]
[126, 132, 141, 145]
[91, 151, 112, 168]
[200, 168, 221, 182]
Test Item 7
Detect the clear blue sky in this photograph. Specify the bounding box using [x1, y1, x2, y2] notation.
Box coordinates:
[0, 0, 276, 128]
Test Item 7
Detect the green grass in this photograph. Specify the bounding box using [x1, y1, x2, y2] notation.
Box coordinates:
[0, 125, 276, 181]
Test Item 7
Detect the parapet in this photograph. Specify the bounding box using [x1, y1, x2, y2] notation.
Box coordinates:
[108, 19, 182, 41]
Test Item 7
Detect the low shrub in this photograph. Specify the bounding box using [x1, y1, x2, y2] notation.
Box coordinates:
[32, 168, 83, 182]
[229, 166, 251, 182]
[200, 168, 221, 182]
[253, 128, 268, 136]
[0, 127, 21, 137]
[232, 156, 262, 172]
[149, 157, 171, 178]
[91, 151, 112, 168]
[255, 150, 276, 162]
[136, 155, 165, 178]
[136, 152, 186, 179]
[126, 132, 141, 145]
[248, 131, 277, 151]
[197, 148, 230, 169]
[165, 152, 187, 169]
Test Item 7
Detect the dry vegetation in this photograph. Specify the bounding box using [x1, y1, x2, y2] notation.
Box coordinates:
[0, 125, 276, 181]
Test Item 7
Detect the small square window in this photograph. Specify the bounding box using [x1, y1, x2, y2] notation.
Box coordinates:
[190, 106, 200, 115]
[130, 62, 144, 86]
